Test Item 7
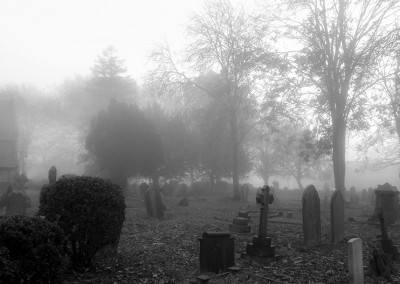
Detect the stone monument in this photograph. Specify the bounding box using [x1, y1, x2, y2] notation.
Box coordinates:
[246, 185, 276, 258]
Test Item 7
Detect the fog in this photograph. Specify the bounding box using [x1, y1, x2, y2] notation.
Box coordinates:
[0, 0, 399, 195]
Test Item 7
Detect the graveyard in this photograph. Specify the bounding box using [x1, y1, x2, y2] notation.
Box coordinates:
[16, 183, 400, 283]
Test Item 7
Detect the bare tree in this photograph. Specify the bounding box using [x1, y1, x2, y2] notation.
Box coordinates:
[149, 0, 278, 199]
[276, 0, 399, 192]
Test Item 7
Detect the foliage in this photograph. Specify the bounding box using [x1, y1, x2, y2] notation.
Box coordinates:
[38, 176, 126, 268]
[86, 99, 163, 187]
[145, 103, 199, 181]
[88, 46, 137, 106]
[0, 215, 66, 284]
[149, 0, 280, 199]
[277, 0, 399, 191]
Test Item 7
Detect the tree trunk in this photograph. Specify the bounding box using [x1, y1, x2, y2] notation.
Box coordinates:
[230, 111, 240, 201]
[332, 116, 346, 193]
[261, 173, 269, 186]
[295, 176, 304, 191]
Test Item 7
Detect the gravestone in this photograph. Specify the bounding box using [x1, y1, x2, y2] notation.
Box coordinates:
[370, 183, 399, 225]
[331, 189, 345, 243]
[144, 186, 164, 220]
[246, 185, 276, 258]
[302, 185, 321, 247]
[348, 238, 364, 284]
[229, 211, 251, 233]
[48, 166, 57, 184]
[198, 231, 234, 273]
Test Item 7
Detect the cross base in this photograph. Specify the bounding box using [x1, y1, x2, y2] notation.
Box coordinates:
[246, 237, 276, 258]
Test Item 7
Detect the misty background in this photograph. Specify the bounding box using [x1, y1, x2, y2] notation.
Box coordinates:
[1, 0, 400, 193]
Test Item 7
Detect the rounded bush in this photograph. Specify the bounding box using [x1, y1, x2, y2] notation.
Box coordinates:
[0, 215, 66, 284]
[38, 176, 125, 268]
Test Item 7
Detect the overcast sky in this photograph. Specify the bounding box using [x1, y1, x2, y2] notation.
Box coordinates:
[0, 0, 215, 90]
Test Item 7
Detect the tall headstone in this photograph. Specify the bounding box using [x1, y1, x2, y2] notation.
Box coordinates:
[48, 166, 57, 184]
[302, 185, 321, 247]
[331, 189, 345, 243]
[348, 238, 364, 284]
[371, 183, 399, 225]
[246, 185, 276, 258]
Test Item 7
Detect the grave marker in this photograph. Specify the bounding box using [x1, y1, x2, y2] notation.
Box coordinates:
[302, 184, 321, 247]
[348, 238, 364, 284]
[246, 185, 276, 258]
[331, 189, 345, 243]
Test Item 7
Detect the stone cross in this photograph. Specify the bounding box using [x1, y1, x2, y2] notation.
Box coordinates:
[302, 184, 321, 247]
[348, 238, 364, 284]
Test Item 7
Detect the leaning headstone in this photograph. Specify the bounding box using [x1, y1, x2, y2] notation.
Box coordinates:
[348, 238, 364, 284]
[144, 186, 164, 220]
[48, 166, 57, 184]
[331, 189, 345, 243]
[302, 185, 321, 247]
[246, 186, 276, 259]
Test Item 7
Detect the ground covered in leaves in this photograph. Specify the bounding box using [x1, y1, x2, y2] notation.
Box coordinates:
[58, 194, 400, 284]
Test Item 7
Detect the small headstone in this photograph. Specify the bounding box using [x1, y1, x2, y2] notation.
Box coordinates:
[286, 212, 293, 218]
[348, 238, 364, 284]
[48, 166, 57, 184]
[302, 185, 321, 247]
[331, 189, 345, 243]
[178, 197, 189, 207]
[198, 231, 234, 273]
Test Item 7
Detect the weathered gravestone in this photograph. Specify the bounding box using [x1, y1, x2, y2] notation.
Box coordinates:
[48, 166, 57, 184]
[229, 210, 251, 233]
[144, 186, 164, 220]
[348, 238, 364, 284]
[198, 231, 234, 273]
[246, 185, 276, 258]
[369, 183, 399, 225]
[331, 189, 345, 243]
[302, 184, 321, 247]
[349, 186, 359, 208]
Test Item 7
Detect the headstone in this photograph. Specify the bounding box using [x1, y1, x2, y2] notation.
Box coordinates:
[286, 212, 293, 218]
[246, 185, 276, 258]
[349, 186, 359, 207]
[302, 185, 321, 247]
[198, 231, 234, 273]
[348, 238, 364, 284]
[144, 186, 164, 219]
[331, 189, 345, 243]
[229, 212, 251, 233]
[178, 197, 189, 207]
[370, 183, 399, 225]
[48, 166, 57, 184]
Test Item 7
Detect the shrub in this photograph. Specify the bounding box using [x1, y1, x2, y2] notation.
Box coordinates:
[0, 215, 66, 284]
[38, 176, 125, 268]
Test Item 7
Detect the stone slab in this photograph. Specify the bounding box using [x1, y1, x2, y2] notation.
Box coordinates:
[348, 238, 364, 284]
